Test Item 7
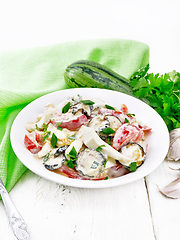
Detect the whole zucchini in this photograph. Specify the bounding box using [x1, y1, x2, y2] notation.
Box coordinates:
[63, 60, 133, 96]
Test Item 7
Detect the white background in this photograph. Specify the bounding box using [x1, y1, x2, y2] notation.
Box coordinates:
[0, 0, 179, 73]
[0, 1, 180, 240]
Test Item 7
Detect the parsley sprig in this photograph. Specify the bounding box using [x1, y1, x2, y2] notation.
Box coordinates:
[130, 66, 180, 131]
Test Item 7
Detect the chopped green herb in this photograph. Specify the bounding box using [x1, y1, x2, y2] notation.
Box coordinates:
[96, 145, 105, 151]
[66, 147, 77, 163]
[77, 94, 82, 100]
[105, 104, 115, 110]
[51, 133, 57, 148]
[42, 123, 48, 132]
[106, 137, 112, 145]
[42, 153, 50, 162]
[56, 122, 63, 130]
[127, 113, 135, 117]
[66, 153, 77, 159]
[104, 159, 108, 167]
[66, 146, 77, 168]
[91, 161, 99, 169]
[68, 146, 77, 158]
[36, 123, 48, 132]
[125, 118, 130, 123]
[42, 123, 51, 142]
[67, 159, 74, 168]
[43, 131, 51, 142]
[35, 124, 42, 131]
[72, 110, 76, 115]
[100, 127, 115, 135]
[68, 134, 76, 140]
[129, 162, 137, 172]
[62, 102, 70, 113]
[80, 100, 95, 105]
[104, 176, 109, 180]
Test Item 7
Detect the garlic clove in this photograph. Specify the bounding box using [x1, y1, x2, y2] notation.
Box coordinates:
[166, 128, 180, 161]
[169, 166, 180, 171]
[167, 137, 180, 161]
[160, 177, 180, 199]
[169, 128, 180, 142]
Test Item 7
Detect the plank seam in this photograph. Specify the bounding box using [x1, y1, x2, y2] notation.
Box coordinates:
[144, 177, 157, 240]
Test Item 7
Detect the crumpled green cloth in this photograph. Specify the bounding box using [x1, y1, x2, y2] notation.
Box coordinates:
[0, 38, 149, 193]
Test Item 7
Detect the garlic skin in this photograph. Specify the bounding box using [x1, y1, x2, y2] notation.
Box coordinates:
[160, 177, 180, 199]
[160, 128, 180, 199]
[166, 128, 180, 161]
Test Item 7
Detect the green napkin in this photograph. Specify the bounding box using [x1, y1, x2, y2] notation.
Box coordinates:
[0, 38, 149, 193]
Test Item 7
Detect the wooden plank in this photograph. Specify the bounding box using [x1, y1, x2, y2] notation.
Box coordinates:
[145, 160, 180, 240]
[0, 170, 155, 240]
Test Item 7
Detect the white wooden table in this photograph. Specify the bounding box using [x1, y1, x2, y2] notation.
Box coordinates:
[0, 1, 180, 239]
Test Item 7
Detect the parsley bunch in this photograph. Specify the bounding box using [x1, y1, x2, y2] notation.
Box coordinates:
[130, 65, 180, 131]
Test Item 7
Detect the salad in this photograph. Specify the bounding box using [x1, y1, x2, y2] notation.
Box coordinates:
[24, 95, 151, 180]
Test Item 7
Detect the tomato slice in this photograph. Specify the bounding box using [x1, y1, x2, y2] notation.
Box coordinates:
[120, 104, 128, 114]
[99, 108, 122, 116]
[113, 123, 144, 150]
[99, 104, 128, 115]
[60, 114, 88, 130]
[57, 165, 87, 179]
[138, 124, 152, 132]
[57, 165, 107, 180]
[107, 164, 129, 178]
[24, 131, 43, 154]
[52, 114, 88, 131]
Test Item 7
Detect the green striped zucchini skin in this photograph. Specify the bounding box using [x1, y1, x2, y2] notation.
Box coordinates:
[63, 60, 133, 96]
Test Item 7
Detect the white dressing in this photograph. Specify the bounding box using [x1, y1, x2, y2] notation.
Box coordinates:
[47, 123, 67, 140]
[65, 139, 83, 160]
[82, 96, 105, 109]
[38, 141, 52, 158]
[79, 126, 131, 166]
[120, 143, 145, 167]
[55, 99, 70, 113]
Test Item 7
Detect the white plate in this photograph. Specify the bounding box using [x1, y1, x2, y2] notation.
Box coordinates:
[10, 88, 169, 188]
